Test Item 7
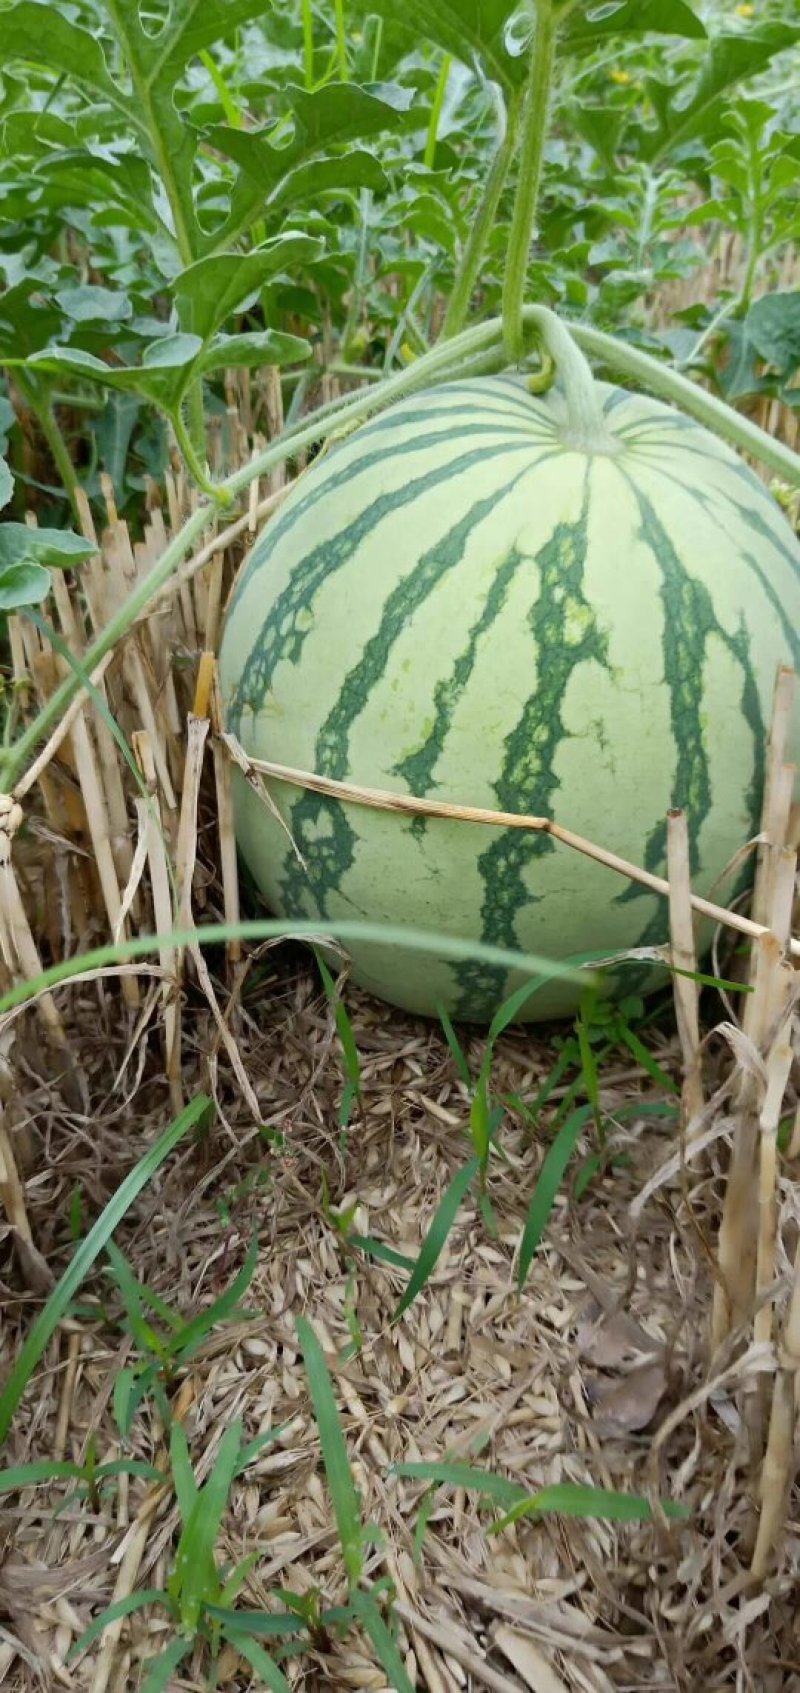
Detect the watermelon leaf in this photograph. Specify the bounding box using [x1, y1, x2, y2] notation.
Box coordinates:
[638, 24, 800, 161]
[561, 1, 706, 49]
[22, 329, 311, 415]
[366, 0, 527, 88]
[1, 3, 122, 111]
[0, 562, 52, 610]
[745, 291, 800, 377]
[172, 237, 324, 343]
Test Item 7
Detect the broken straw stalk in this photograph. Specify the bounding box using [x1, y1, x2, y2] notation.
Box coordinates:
[241, 749, 800, 960]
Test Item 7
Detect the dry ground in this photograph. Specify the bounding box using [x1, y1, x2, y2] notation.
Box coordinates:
[2, 946, 799, 1693]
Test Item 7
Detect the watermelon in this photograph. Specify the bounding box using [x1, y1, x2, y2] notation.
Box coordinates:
[219, 364, 800, 1022]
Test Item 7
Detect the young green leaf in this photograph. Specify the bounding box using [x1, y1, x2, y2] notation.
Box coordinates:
[208, 1605, 308, 1639]
[392, 1460, 527, 1505]
[69, 1591, 169, 1659]
[367, 0, 526, 89]
[169, 1423, 200, 1526]
[0, 525, 95, 572]
[0, 1459, 85, 1493]
[561, 0, 706, 49]
[164, 1232, 260, 1363]
[491, 1482, 691, 1533]
[349, 1590, 416, 1693]
[0, 562, 52, 610]
[172, 237, 323, 342]
[438, 1004, 473, 1088]
[0, 1096, 212, 1445]
[140, 1637, 192, 1693]
[393, 1157, 480, 1321]
[2, 3, 122, 110]
[232, 1635, 294, 1693]
[347, 1235, 416, 1272]
[170, 1421, 243, 1630]
[518, 1105, 593, 1290]
[296, 1316, 364, 1587]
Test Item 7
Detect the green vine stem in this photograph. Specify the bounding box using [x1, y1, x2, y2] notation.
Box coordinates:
[5, 309, 799, 794]
[425, 54, 452, 171]
[442, 87, 522, 340]
[566, 319, 800, 482]
[302, 0, 315, 88]
[103, 0, 206, 461]
[502, 0, 557, 364]
[171, 408, 232, 506]
[15, 371, 80, 520]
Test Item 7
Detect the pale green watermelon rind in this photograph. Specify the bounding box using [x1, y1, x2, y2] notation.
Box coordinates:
[219, 375, 800, 1022]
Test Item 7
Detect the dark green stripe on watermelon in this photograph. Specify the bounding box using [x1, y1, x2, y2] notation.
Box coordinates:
[227, 413, 540, 625]
[614, 479, 763, 949]
[227, 438, 537, 736]
[393, 543, 531, 809]
[643, 468, 800, 670]
[277, 461, 542, 922]
[452, 477, 612, 1020]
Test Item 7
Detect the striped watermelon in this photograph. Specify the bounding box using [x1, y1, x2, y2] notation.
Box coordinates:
[219, 370, 800, 1022]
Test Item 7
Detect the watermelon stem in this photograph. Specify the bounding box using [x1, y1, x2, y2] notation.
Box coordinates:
[524, 306, 621, 454]
[442, 85, 523, 341]
[502, 0, 557, 366]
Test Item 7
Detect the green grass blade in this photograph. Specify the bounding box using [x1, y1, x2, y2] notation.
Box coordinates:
[350, 1590, 415, 1693]
[316, 952, 363, 1118]
[517, 1040, 576, 1123]
[617, 1025, 679, 1093]
[105, 1255, 183, 1332]
[166, 1232, 259, 1361]
[491, 1482, 691, 1533]
[208, 1606, 308, 1638]
[348, 1235, 416, 1272]
[438, 1004, 473, 1088]
[517, 1105, 593, 1291]
[0, 921, 587, 1019]
[393, 1157, 479, 1321]
[0, 1095, 211, 1446]
[235, 1422, 292, 1475]
[94, 1458, 166, 1483]
[105, 1241, 169, 1358]
[69, 1591, 168, 1657]
[672, 964, 751, 993]
[296, 1316, 363, 1588]
[0, 1459, 84, 1492]
[113, 1361, 159, 1439]
[172, 1420, 242, 1629]
[486, 973, 552, 1044]
[140, 1637, 192, 1693]
[233, 1635, 294, 1692]
[391, 1461, 527, 1505]
[576, 1011, 601, 1115]
[169, 1422, 199, 1525]
[219, 1551, 262, 1605]
[469, 1079, 492, 1165]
